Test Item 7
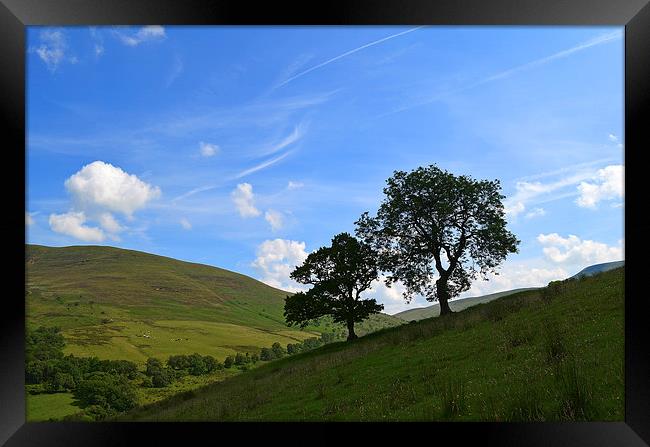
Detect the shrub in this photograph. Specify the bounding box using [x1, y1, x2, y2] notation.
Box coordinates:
[224, 356, 234, 368]
[260, 348, 274, 361]
[145, 358, 163, 376]
[271, 342, 286, 359]
[74, 372, 137, 413]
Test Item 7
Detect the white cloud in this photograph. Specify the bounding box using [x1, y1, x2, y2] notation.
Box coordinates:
[94, 44, 104, 57]
[199, 141, 219, 157]
[537, 233, 623, 265]
[504, 167, 607, 219]
[180, 218, 192, 230]
[287, 181, 304, 190]
[26, 212, 35, 226]
[257, 124, 307, 157]
[115, 26, 166, 46]
[576, 164, 624, 209]
[31, 29, 73, 71]
[264, 210, 284, 231]
[49, 211, 105, 242]
[608, 133, 619, 143]
[234, 150, 292, 180]
[525, 207, 546, 219]
[98, 212, 124, 233]
[251, 239, 309, 292]
[64, 161, 161, 217]
[505, 201, 525, 218]
[231, 183, 261, 218]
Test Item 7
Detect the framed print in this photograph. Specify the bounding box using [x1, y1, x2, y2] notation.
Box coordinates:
[1, 0, 649, 445]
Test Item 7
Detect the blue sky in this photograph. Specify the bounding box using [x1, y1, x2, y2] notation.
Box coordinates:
[26, 26, 624, 314]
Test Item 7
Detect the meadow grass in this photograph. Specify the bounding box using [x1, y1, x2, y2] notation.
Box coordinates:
[125, 268, 624, 422]
[26, 393, 81, 421]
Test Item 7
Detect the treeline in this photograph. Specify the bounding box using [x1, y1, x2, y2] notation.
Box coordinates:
[27, 326, 341, 420]
[26, 326, 138, 421]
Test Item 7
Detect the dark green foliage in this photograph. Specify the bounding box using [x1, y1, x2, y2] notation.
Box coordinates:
[271, 342, 286, 359]
[167, 355, 192, 371]
[151, 369, 175, 388]
[74, 372, 137, 413]
[260, 348, 274, 362]
[224, 356, 234, 368]
[26, 326, 65, 362]
[286, 343, 300, 355]
[285, 232, 383, 340]
[356, 165, 519, 315]
[145, 358, 163, 376]
[251, 353, 259, 363]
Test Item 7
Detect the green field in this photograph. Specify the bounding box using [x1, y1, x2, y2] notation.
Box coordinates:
[26, 244, 403, 365]
[126, 268, 624, 421]
[394, 287, 539, 321]
[26, 393, 81, 421]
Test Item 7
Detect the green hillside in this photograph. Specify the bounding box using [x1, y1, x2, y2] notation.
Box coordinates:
[126, 267, 624, 422]
[394, 287, 539, 321]
[25, 244, 403, 364]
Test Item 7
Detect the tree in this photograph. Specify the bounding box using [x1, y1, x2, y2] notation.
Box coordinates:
[145, 358, 163, 376]
[356, 165, 519, 316]
[284, 232, 383, 341]
[223, 355, 234, 368]
[260, 348, 274, 361]
[271, 342, 286, 359]
[74, 372, 137, 412]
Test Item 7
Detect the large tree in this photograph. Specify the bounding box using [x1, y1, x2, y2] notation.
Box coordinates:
[355, 165, 519, 316]
[284, 232, 383, 340]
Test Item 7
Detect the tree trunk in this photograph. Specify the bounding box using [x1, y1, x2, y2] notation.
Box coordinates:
[346, 320, 358, 341]
[437, 278, 453, 316]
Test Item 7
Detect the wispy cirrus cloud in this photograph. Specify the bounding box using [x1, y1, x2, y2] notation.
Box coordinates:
[381, 30, 623, 118]
[274, 26, 425, 89]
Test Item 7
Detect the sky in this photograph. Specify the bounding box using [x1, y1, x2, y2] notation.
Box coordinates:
[26, 26, 624, 314]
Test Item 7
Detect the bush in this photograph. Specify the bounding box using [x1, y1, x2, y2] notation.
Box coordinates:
[145, 358, 163, 376]
[74, 372, 137, 413]
[224, 356, 234, 368]
[260, 348, 274, 361]
[26, 326, 65, 362]
[271, 342, 286, 359]
[151, 369, 175, 387]
[167, 354, 191, 371]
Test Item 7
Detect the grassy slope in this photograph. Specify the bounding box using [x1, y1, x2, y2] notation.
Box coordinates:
[127, 268, 624, 421]
[26, 244, 403, 364]
[394, 288, 539, 321]
[26, 393, 80, 421]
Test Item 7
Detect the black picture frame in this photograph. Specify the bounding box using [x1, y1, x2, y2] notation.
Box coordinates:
[2, 0, 648, 445]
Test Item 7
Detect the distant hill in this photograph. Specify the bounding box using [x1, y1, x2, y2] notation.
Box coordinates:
[126, 267, 624, 421]
[393, 260, 626, 322]
[25, 244, 403, 363]
[393, 288, 538, 322]
[570, 260, 624, 279]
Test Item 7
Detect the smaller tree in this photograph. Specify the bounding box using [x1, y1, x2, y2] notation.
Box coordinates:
[260, 348, 274, 361]
[271, 342, 286, 359]
[284, 232, 383, 341]
[223, 355, 234, 368]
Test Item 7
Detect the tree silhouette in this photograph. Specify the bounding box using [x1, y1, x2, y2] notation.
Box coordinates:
[284, 232, 382, 340]
[356, 165, 519, 316]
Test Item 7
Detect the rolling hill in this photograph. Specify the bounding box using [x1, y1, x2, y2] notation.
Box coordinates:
[25, 244, 403, 364]
[394, 288, 538, 321]
[125, 267, 624, 422]
[570, 260, 624, 279]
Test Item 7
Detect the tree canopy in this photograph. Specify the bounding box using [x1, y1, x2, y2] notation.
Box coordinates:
[356, 165, 519, 315]
[284, 232, 383, 340]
